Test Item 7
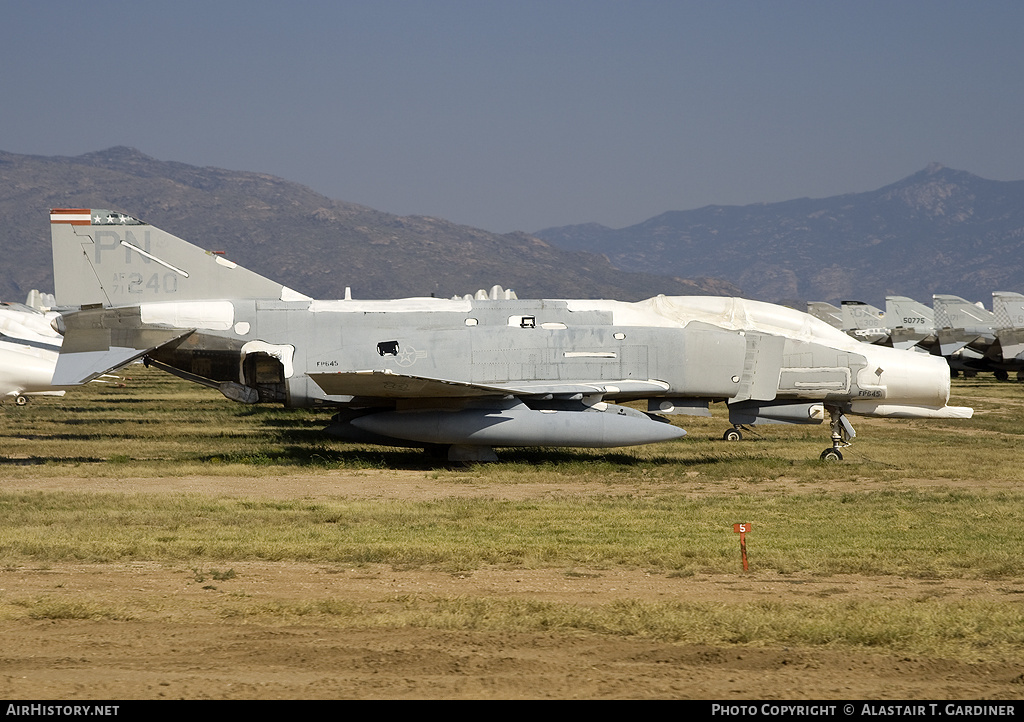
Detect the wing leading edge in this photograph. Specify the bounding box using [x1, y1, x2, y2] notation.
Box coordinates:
[309, 370, 670, 400]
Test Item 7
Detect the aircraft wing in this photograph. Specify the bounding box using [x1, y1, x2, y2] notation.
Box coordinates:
[309, 370, 669, 400]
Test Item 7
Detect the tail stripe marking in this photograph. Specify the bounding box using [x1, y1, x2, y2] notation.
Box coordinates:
[49, 209, 91, 225]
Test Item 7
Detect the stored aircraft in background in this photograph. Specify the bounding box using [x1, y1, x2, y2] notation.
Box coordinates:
[991, 293, 1024, 376]
[936, 293, 1024, 381]
[0, 296, 65, 404]
[806, 302, 842, 329]
[898, 294, 1024, 380]
[932, 294, 999, 359]
[808, 300, 889, 344]
[840, 301, 888, 345]
[809, 294, 1024, 381]
[993, 292, 1024, 329]
[49, 208, 972, 461]
[885, 296, 938, 351]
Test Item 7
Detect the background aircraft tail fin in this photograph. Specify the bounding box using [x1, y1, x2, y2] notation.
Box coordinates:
[932, 294, 996, 330]
[885, 296, 934, 330]
[806, 302, 842, 328]
[993, 292, 1024, 329]
[50, 209, 310, 308]
[840, 300, 886, 331]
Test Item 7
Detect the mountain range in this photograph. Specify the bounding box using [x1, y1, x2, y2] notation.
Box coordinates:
[0, 147, 734, 305]
[536, 163, 1024, 306]
[3, 149, 1022, 309]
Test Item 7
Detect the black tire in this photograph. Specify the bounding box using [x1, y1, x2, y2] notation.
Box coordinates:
[994, 370, 1009, 381]
[723, 428, 742, 442]
[820, 448, 843, 461]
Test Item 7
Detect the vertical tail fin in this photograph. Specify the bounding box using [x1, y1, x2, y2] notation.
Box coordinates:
[885, 296, 934, 331]
[50, 209, 310, 308]
[992, 292, 1024, 329]
[840, 300, 886, 331]
[885, 296, 936, 350]
[806, 302, 842, 329]
[840, 300, 888, 344]
[932, 295, 997, 357]
[932, 294, 997, 331]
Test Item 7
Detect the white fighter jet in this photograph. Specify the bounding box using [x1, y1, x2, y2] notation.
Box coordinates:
[48, 208, 973, 461]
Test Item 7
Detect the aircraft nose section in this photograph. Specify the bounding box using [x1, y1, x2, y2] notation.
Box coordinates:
[884, 348, 951, 407]
[851, 346, 972, 419]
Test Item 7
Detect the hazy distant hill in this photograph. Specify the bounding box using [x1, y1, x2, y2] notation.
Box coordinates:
[0, 147, 736, 304]
[536, 164, 1024, 305]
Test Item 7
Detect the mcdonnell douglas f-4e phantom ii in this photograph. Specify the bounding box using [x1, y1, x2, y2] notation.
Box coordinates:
[48, 209, 973, 461]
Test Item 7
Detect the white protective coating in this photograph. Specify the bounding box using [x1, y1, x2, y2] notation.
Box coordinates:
[0, 345, 60, 395]
[851, 345, 962, 411]
[0, 306, 64, 397]
[570, 295, 870, 350]
[567, 295, 969, 416]
[141, 301, 235, 331]
[240, 341, 296, 378]
[280, 286, 313, 302]
[849, 402, 975, 419]
[0, 307, 63, 347]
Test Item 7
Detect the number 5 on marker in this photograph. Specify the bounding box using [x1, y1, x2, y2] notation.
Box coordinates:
[733, 523, 751, 571]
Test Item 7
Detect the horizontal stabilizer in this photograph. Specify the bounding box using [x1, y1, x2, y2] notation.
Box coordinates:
[51, 346, 152, 386]
[996, 328, 1024, 361]
[52, 306, 195, 385]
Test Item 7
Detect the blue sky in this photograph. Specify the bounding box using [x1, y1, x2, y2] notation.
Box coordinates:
[5, 0, 1023, 233]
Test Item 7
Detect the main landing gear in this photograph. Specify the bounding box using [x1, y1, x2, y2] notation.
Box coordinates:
[722, 426, 745, 442]
[819, 405, 855, 461]
[722, 405, 855, 461]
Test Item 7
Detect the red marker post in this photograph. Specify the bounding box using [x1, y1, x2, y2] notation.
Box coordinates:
[732, 523, 751, 571]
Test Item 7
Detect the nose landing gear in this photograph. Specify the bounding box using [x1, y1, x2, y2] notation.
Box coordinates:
[820, 405, 855, 461]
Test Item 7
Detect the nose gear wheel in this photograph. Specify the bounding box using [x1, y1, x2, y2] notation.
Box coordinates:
[820, 405, 855, 461]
